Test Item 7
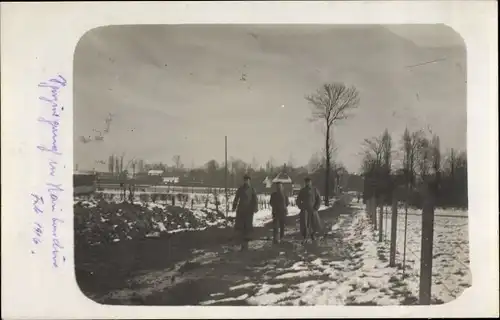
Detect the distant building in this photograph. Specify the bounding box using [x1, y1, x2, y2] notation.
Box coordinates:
[263, 176, 273, 188]
[270, 171, 294, 197]
[162, 176, 179, 184]
[272, 172, 292, 184]
[148, 170, 164, 176]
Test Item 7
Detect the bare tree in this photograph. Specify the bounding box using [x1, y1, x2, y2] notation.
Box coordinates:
[363, 136, 384, 168]
[381, 129, 393, 202]
[417, 135, 432, 180]
[362, 133, 386, 212]
[307, 151, 324, 173]
[306, 83, 360, 205]
[429, 134, 442, 197]
[382, 130, 392, 170]
[287, 153, 296, 168]
[172, 155, 183, 170]
[266, 157, 276, 174]
[251, 157, 260, 170]
[332, 162, 348, 194]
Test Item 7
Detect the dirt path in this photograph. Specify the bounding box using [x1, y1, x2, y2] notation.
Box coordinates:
[77, 204, 357, 305]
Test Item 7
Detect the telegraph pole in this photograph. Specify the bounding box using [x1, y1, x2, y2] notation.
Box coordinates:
[225, 136, 228, 217]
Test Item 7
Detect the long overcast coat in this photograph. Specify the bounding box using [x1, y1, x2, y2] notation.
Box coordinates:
[232, 184, 258, 236]
[270, 190, 289, 219]
[297, 185, 323, 235]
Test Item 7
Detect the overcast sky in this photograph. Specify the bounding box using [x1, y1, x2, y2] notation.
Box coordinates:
[74, 24, 466, 173]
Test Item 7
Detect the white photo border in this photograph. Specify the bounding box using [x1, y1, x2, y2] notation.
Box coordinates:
[1, 1, 498, 318]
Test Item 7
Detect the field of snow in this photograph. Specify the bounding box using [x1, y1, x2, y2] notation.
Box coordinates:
[377, 206, 470, 304]
[74, 198, 230, 247]
[74, 194, 303, 248]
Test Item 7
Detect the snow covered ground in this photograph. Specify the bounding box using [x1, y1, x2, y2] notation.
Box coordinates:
[376, 205, 470, 303]
[83, 194, 462, 306]
[86, 196, 467, 306]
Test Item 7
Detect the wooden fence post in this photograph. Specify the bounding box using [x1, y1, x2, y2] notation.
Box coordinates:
[370, 198, 377, 225]
[384, 205, 388, 241]
[367, 198, 373, 221]
[378, 201, 384, 242]
[419, 183, 435, 305]
[371, 197, 377, 230]
[389, 196, 398, 267]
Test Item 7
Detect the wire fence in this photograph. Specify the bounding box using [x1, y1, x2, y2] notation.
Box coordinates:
[79, 188, 303, 217]
[366, 198, 470, 304]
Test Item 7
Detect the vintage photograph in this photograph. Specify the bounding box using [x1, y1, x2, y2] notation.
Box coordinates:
[73, 24, 468, 306]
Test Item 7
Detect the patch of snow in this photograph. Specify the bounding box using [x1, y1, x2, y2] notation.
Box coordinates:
[275, 270, 323, 280]
[200, 293, 249, 305]
[229, 282, 256, 291]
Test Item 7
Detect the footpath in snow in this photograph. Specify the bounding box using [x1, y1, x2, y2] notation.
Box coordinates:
[83, 200, 436, 306]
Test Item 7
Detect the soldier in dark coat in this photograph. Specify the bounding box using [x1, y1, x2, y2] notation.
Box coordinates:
[297, 176, 322, 242]
[232, 174, 258, 251]
[270, 182, 290, 244]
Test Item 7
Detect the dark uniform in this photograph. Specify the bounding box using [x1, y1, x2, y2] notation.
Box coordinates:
[297, 183, 322, 241]
[232, 183, 258, 250]
[270, 189, 289, 243]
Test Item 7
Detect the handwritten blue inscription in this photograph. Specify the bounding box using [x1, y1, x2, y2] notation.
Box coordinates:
[37, 75, 66, 157]
[47, 183, 64, 213]
[31, 75, 67, 268]
[52, 218, 65, 268]
[30, 194, 44, 253]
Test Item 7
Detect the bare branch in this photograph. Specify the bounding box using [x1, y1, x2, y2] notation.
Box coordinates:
[306, 82, 360, 126]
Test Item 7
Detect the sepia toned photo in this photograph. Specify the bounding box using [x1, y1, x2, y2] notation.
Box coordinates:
[73, 24, 468, 306]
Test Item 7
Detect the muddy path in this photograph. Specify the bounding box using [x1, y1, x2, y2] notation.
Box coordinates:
[76, 204, 357, 305]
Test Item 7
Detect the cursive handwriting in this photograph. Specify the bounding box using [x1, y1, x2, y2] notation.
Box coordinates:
[31, 75, 67, 267]
[38, 75, 66, 115]
[37, 117, 61, 156]
[30, 194, 44, 254]
[51, 218, 65, 268]
[31, 193, 44, 215]
[47, 183, 64, 213]
[37, 75, 66, 158]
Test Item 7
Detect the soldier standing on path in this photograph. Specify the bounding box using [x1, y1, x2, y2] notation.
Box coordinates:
[297, 177, 322, 243]
[270, 182, 289, 244]
[232, 174, 258, 251]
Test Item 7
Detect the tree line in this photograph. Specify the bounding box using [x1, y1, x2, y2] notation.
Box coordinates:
[139, 154, 359, 196]
[362, 128, 467, 209]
